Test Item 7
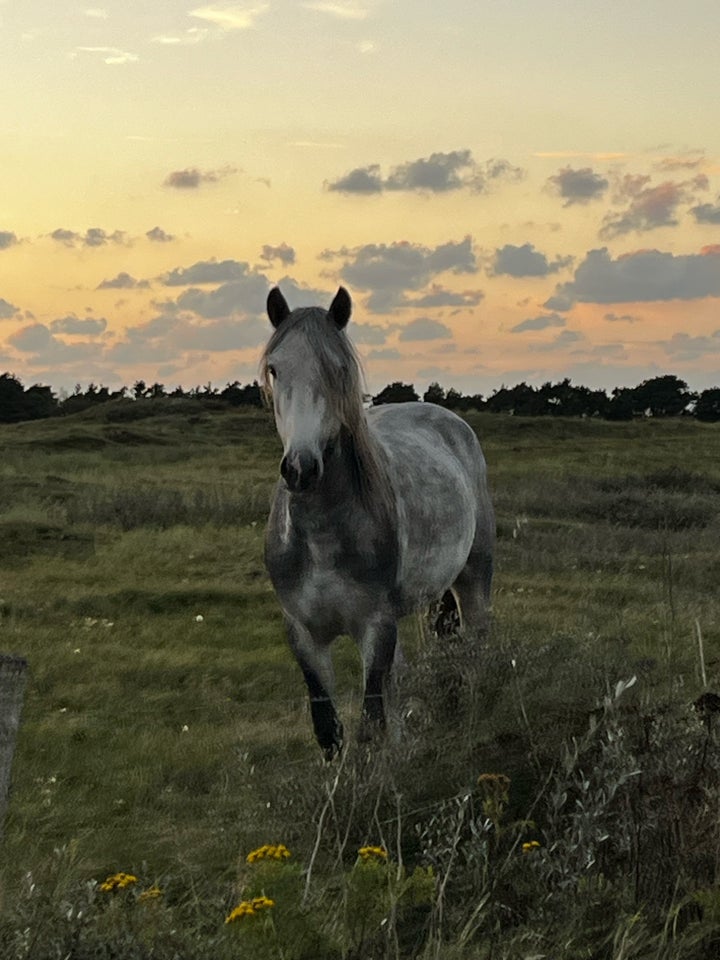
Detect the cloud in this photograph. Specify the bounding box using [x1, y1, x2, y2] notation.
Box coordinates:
[0, 231, 19, 250]
[260, 242, 296, 265]
[151, 28, 208, 45]
[73, 46, 138, 65]
[50, 316, 108, 335]
[8, 324, 103, 362]
[491, 243, 573, 277]
[146, 226, 175, 242]
[84, 8, 109, 19]
[398, 317, 452, 341]
[322, 237, 477, 312]
[163, 166, 236, 189]
[49, 227, 127, 247]
[654, 151, 706, 172]
[600, 174, 708, 238]
[161, 273, 270, 318]
[555, 246, 720, 304]
[162, 258, 257, 286]
[408, 285, 484, 307]
[302, 1, 372, 19]
[327, 151, 523, 195]
[603, 311, 641, 323]
[510, 313, 566, 333]
[547, 166, 609, 206]
[349, 322, 390, 345]
[542, 292, 575, 312]
[97, 272, 149, 290]
[534, 329, 585, 351]
[659, 331, 720, 361]
[189, 3, 269, 30]
[107, 311, 267, 366]
[366, 347, 401, 361]
[690, 199, 720, 224]
[0, 298, 20, 319]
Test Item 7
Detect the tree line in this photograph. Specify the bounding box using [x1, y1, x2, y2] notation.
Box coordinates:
[1, 371, 719, 424]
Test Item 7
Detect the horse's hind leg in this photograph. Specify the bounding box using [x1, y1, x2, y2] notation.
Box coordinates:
[451, 539, 493, 641]
[286, 619, 343, 760]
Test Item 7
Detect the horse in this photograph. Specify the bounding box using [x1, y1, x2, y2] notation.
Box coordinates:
[262, 286, 495, 759]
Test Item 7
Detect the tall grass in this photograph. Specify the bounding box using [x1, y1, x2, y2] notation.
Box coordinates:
[1, 406, 719, 957]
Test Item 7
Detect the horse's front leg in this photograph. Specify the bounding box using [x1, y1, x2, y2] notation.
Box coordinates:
[358, 618, 398, 741]
[286, 619, 343, 760]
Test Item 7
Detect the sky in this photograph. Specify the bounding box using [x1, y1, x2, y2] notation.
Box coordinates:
[1, 0, 720, 397]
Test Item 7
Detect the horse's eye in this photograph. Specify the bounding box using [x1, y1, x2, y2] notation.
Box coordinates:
[267, 364, 277, 379]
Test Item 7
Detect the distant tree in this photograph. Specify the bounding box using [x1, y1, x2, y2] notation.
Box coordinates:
[132, 380, 147, 399]
[220, 380, 263, 407]
[605, 387, 636, 421]
[423, 382, 446, 405]
[695, 387, 720, 422]
[169, 385, 187, 398]
[0, 373, 58, 422]
[486, 382, 546, 415]
[372, 382, 419, 405]
[147, 383, 166, 399]
[632, 375, 695, 417]
[60, 383, 113, 415]
[539, 379, 609, 417]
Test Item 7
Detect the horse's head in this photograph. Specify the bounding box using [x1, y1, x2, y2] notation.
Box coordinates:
[263, 286, 355, 494]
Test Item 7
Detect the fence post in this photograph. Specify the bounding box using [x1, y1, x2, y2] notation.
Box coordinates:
[0, 654, 28, 842]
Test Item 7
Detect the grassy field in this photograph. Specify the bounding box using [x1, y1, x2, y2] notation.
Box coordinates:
[1, 401, 719, 958]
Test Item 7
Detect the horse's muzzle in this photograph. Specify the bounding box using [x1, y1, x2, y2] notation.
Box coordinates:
[280, 450, 322, 493]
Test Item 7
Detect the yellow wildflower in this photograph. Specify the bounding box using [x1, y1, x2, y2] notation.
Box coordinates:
[99, 872, 139, 892]
[138, 885, 163, 902]
[521, 840, 541, 854]
[246, 843, 291, 863]
[358, 845, 388, 862]
[225, 897, 275, 923]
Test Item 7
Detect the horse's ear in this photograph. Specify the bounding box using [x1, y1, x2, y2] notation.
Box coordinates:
[328, 287, 352, 330]
[267, 287, 290, 328]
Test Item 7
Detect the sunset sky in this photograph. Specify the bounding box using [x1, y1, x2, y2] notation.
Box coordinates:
[2, 0, 720, 396]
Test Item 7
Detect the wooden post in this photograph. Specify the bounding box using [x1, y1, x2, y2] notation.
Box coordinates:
[0, 654, 28, 841]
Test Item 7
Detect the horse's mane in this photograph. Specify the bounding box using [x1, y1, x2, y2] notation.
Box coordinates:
[260, 307, 395, 523]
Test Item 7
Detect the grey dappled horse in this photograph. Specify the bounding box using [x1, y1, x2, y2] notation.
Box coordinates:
[262, 287, 495, 759]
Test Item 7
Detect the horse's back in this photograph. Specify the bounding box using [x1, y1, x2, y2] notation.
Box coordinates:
[367, 402, 493, 612]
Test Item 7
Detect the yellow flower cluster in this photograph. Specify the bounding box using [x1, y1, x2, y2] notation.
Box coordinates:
[99, 872, 138, 892]
[358, 845, 388, 862]
[225, 896, 276, 923]
[246, 844, 291, 863]
[521, 840, 541, 854]
[138, 885, 163, 902]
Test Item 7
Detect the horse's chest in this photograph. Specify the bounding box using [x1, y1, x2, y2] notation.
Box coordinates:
[266, 519, 391, 634]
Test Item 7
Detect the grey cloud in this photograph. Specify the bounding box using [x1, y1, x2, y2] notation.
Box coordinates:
[548, 166, 609, 206]
[260, 243, 296, 265]
[323, 237, 477, 313]
[271, 277, 331, 308]
[603, 311, 641, 323]
[327, 165, 383, 194]
[146, 226, 175, 242]
[510, 313, 566, 333]
[108, 312, 267, 365]
[0, 298, 20, 319]
[50, 227, 127, 248]
[366, 347, 401, 360]
[542, 292, 575, 312]
[0, 231, 19, 250]
[172, 275, 270, 318]
[534, 329, 584, 351]
[8, 323, 102, 362]
[660, 330, 720, 361]
[601, 175, 707, 239]
[492, 243, 573, 277]
[398, 317, 452, 341]
[163, 166, 236, 189]
[409, 286, 484, 308]
[162, 259, 256, 286]
[691, 200, 720, 224]
[555, 246, 720, 304]
[350, 322, 390, 345]
[97, 272, 149, 290]
[50, 316, 108, 335]
[327, 151, 523, 195]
